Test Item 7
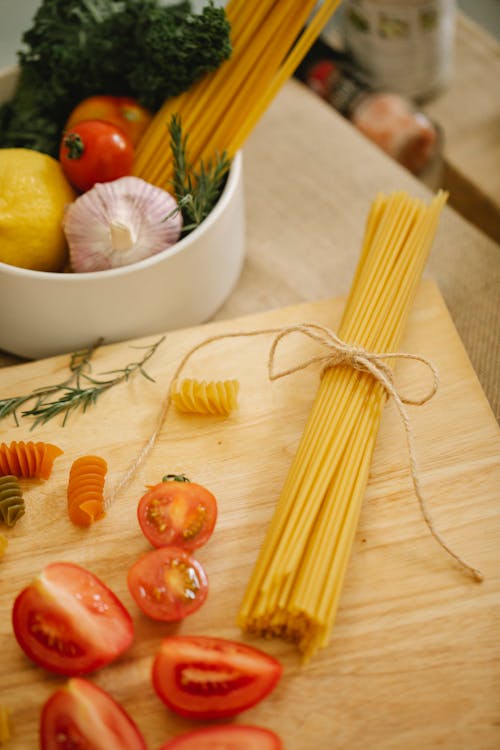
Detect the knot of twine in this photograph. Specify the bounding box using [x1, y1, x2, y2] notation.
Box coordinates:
[109, 322, 483, 582]
[267, 323, 483, 582]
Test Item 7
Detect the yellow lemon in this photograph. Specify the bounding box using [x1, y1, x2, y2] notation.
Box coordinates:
[0, 148, 76, 272]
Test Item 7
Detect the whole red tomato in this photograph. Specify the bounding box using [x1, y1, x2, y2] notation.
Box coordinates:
[65, 95, 153, 146]
[59, 119, 134, 192]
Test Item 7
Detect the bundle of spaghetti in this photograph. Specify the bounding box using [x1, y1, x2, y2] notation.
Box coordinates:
[237, 190, 448, 660]
[133, 0, 341, 189]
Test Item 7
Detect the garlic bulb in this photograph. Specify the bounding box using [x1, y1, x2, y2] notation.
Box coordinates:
[63, 176, 182, 272]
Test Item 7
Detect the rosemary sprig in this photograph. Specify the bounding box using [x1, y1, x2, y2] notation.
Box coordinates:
[0, 336, 164, 429]
[168, 113, 231, 232]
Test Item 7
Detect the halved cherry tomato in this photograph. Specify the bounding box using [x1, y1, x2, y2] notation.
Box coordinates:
[152, 636, 283, 720]
[158, 725, 283, 750]
[137, 475, 217, 551]
[40, 678, 147, 750]
[65, 96, 153, 146]
[127, 547, 208, 622]
[12, 562, 133, 676]
[59, 119, 134, 192]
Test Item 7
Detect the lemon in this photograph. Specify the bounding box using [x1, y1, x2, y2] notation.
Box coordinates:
[0, 148, 76, 272]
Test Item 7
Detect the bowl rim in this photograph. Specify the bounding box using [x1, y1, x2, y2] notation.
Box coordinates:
[0, 150, 242, 283]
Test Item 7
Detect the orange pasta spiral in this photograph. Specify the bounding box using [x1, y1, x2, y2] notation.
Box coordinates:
[67, 455, 107, 527]
[0, 441, 63, 480]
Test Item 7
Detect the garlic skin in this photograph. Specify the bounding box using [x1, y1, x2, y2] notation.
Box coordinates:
[63, 176, 183, 272]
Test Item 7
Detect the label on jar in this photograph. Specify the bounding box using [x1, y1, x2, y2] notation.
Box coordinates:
[342, 0, 456, 101]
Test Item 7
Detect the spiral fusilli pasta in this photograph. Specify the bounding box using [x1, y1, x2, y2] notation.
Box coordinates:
[0, 475, 25, 527]
[0, 441, 63, 480]
[67, 455, 107, 527]
[170, 378, 239, 416]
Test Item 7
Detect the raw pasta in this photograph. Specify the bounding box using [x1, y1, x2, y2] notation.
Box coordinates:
[171, 378, 239, 416]
[134, 0, 341, 189]
[67, 455, 107, 527]
[238, 190, 448, 659]
[0, 534, 7, 558]
[0, 440, 63, 480]
[0, 475, 25, 526]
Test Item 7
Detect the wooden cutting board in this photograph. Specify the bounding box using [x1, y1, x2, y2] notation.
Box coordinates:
[0, 278, 499, 750]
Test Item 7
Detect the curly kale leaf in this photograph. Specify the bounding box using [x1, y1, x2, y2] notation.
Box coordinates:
[0, 0, 232, 157]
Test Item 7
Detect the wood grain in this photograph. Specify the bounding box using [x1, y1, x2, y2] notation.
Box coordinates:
[0, 279, 498, 749]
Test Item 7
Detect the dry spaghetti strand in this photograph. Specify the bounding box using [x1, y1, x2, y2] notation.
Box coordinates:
[237, 190, 454, 659]
[133, 0, 342, 189]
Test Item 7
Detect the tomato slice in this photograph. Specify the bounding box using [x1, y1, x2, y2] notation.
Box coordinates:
[40, 677, 147, 750]
[152, 636, 283, 720]
[137, 475, 217, 551]
[158, 724, 283, 750]
[127, 547, 208, 622]
[12, 562, 133, 676]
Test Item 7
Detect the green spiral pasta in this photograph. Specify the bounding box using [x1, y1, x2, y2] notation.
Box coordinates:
[0, 475, 25, 526]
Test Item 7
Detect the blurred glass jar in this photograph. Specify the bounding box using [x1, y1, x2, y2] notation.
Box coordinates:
[335, 0, 456, 102]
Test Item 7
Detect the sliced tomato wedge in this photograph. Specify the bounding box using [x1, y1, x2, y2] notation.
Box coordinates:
[12, 562, 133, 676]
[137, 475, 217, 551]
[152, 636, 283, 720]
[127, 547, 208, 622]
[40, 677, 147, 750]
[157, 724, 283, 750]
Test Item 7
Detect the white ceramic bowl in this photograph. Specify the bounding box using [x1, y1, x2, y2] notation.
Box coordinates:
[0, 65, 245, 360]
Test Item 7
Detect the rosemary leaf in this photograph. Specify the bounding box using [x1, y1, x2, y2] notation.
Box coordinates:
[168, 113, 231, 232]
[0, 335, 165, 429]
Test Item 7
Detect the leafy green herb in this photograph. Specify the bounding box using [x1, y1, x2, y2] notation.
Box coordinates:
[168, 113, 231, 232]
[0, 336, 164, 429]
[0, 0, 232, 157]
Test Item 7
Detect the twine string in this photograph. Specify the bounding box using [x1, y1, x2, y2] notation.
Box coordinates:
[107, 322, 483, 582]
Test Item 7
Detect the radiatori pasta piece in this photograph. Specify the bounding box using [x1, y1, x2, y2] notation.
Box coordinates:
[0, 440, 63, 480]
[67, 455, 107, 527]
[0, 475, 25, 526]
[170, 378, 239, 416]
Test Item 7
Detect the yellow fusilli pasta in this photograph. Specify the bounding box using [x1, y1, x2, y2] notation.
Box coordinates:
[171, 379, 239, 416]
[0, 475, 25, 526]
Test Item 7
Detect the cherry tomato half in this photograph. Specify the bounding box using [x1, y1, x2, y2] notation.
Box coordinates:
[152, 636, 283, 720]
[158, 725, 283, 750]
[40, 678, 147, 750]
[59, 119, 134, 192]
[12, 562, 133, 676]
[137, 475, 217, 551]
[65, 95, 153, 147]
[127, 547, 208, 622]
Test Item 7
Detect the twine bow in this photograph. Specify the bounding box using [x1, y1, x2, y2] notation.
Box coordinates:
[268, 323, 483, 582]
[108, 322, 483, 582]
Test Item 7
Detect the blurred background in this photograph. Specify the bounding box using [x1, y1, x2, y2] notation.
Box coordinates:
[0, 0, 499, 70]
